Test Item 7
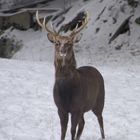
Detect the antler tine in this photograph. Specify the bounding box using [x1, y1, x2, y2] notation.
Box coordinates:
[50, 21, 58, 35]
[36, 11, 44, 28]
[43, 18, 55, 34]
[36, 11, 55, 35]
[71, 11, 89, 36]
[73, 24, 79, 32]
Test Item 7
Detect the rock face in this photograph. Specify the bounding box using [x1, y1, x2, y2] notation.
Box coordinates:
[0, 0, 47, 11]
[0, 0, 62, 30]
[0, 36, 22, 58]
[127, 0, 139, 7]
[0, 11, 32, 30]
[135, 17, 140, 25]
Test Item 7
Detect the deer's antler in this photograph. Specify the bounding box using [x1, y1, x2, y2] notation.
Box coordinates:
[36, 10, 89, 39]
[36, 11, 57, 35]
[70, 11, 89, 37]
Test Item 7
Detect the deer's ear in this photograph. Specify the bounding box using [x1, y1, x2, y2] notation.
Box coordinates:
[47, 33, 56, 43]
[73, 33, 83, 43]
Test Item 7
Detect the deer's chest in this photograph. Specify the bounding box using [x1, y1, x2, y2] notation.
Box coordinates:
[53, 79, 80, 111]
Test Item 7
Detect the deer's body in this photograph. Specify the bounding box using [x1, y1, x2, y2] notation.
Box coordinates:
[54, 66, 104, 114]
[53, 48, 105, 140]
[36, 10, 105, 140]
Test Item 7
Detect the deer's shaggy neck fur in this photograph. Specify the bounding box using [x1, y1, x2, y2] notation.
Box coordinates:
[54, 51, 77, 80]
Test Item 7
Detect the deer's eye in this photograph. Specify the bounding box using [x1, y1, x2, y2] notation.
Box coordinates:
[65, 43, 72, 48]
[55, 41, 60, 46]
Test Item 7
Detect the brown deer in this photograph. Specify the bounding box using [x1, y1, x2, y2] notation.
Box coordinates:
[36, 11, 105, 140]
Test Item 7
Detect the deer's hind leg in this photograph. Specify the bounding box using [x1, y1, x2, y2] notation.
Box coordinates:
[92, 101, 105, 139]
[94, 112, 105, 139]
[76, 115, 85, 140]
[92, 92, 105, 139]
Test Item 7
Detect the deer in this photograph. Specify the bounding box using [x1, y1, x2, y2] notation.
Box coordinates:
[36, 10, 105, 140]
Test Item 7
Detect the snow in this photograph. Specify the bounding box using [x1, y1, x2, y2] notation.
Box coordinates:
[0, 59, 139, 140]
[0, 0, 140, 140]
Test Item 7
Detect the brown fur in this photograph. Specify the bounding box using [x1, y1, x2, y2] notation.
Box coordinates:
[36, 10, 105, 139]
[52, 36, 105, 140]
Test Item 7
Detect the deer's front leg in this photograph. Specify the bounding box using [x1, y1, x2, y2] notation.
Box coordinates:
[71, 113, 81, 140]
[58, 110, 68, 140]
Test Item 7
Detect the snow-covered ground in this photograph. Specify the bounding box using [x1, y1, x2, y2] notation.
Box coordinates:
[0, 59, 139, 140]
[0, 0, 140, 140]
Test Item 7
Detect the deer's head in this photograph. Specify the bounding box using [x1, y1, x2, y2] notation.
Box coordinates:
[36, 11, 88, 66]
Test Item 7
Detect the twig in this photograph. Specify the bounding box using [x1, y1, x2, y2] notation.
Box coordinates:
[95, 6, 106, 21]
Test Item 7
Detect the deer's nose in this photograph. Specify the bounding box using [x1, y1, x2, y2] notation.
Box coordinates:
[59, 51, 66, 57]
[59, 48, 67, 57]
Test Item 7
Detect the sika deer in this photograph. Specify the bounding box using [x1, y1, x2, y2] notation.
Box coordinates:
[36, 11, 105, 140]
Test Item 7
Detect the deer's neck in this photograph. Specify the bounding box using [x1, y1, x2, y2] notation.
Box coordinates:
[54, 53, 77, 79]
